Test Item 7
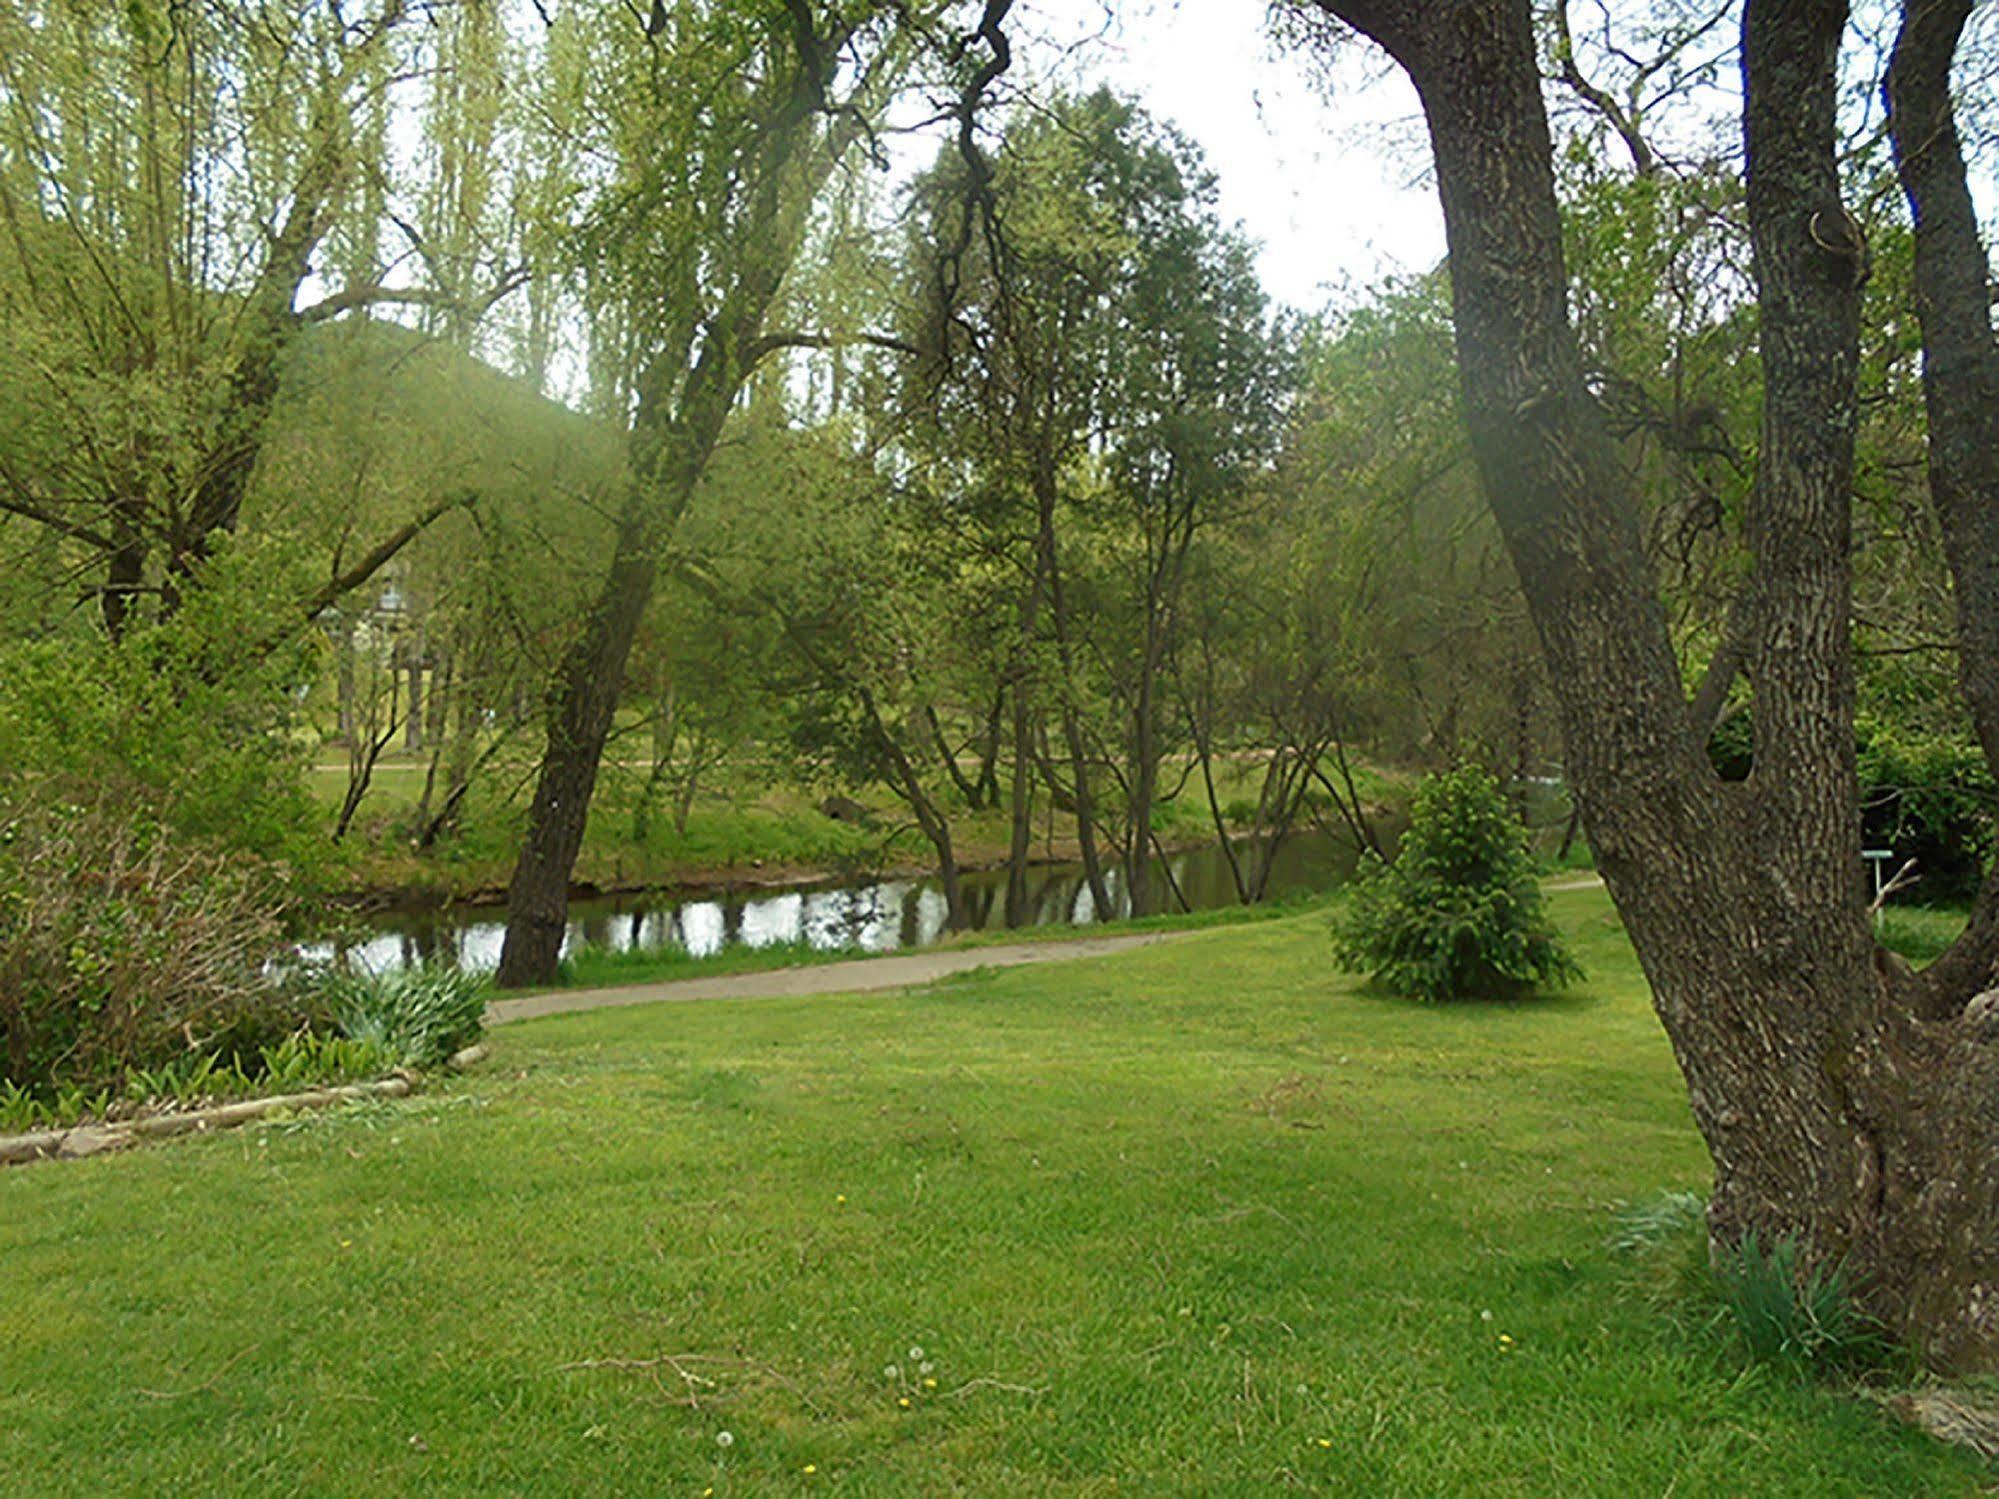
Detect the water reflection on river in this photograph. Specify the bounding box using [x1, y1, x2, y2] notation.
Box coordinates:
[326, 829, 1376, 975]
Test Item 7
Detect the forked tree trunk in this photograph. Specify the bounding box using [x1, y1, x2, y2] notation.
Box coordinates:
[1310, 0, 1999, 1370]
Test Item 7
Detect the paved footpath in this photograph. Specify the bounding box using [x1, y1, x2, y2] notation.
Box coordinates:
[486, 930, 1194, 1026]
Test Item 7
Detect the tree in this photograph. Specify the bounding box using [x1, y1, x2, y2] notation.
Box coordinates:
[0, 1, 511, 638]
[492, 0, 922, 986]
[1333, 763, 1580, 1001]
[678, 412, 984, 928]
[1290, 0, 1999, 1369]
[903, 88, 1289, 920]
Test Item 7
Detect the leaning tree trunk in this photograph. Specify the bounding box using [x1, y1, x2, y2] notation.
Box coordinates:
[494, 467, 691, 987]
[1887, 0, 1999, 1004]
[493, 22, 858, 988]
[1309, 0, 1999, 1370]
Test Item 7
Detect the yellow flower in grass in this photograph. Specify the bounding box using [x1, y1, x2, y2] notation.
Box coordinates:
[803, 1464, 818, 1476]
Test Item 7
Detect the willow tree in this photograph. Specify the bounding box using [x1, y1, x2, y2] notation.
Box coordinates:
[493, 0, 935, 985]
[0, 1, 505, 636]
[1291, 0, 1999, 1368]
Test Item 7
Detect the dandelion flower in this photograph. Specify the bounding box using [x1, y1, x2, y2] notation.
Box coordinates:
[922, 1378, 937, 1390]
[884, 1364, 900, 1380]
[715, 1431, 735, 1449]
[1479, 1309, 1493, 1323]
[836, 1194, 847, 1204]
[1315, 1438, 1333, 1450]
[803, 1464, 818, 1475]
[908, 1345, 924, 1361]
[898, 1397, 911, 1409]
[919, 1360, 934, 1375]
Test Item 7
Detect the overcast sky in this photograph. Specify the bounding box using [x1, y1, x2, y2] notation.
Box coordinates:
[991, 0, 1448, 312]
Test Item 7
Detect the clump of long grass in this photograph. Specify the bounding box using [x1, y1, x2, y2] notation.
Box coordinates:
[1712, 1232, 1889, 1371]
[1611, 1190, 1891, 1375]
[0, 1033, 396, 1133]
[321, 965, 486, 1068]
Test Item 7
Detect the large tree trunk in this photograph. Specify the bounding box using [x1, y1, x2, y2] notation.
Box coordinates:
[494, 474, 692, 986]
[494, 18, 863, 987]
[1308, 0, 1999, 1370]
[1886, 0, 1999, 1005]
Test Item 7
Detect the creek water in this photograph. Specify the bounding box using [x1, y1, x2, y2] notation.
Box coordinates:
[326, 828, 1379, 976]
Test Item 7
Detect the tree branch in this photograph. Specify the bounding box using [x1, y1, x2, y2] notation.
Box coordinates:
[743, 328, 923, 364]
[297, 267, 530, 325]
[1552, 0, 1656, 176]
[298, 489, 477, 627]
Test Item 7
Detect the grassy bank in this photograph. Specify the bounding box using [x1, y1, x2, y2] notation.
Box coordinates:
[1, 888, 1980, 1494]
[311, 748, 1404, 904]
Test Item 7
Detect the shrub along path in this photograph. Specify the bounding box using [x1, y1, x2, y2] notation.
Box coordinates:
[0, 888, 1981, 1494]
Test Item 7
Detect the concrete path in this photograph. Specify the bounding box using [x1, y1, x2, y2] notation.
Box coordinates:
[487, 930, 1195, 1026]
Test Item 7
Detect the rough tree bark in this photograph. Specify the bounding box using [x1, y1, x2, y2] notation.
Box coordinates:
[1304, 0, 1999, 1370]
[1887, 0, 1999, 1005]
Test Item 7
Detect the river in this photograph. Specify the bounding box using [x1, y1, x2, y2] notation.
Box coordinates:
[325, 829, 1378, 975]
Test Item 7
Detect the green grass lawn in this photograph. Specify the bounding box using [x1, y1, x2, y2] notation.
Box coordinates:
[0, 888, 1981, 1495]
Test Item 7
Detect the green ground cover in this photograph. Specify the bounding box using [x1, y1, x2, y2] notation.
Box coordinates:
[0, 888, 1981, 1495]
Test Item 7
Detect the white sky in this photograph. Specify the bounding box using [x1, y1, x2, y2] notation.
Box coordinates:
[988, 0, 1447, 312]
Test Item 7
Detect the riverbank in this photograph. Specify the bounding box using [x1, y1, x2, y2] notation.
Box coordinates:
[531, 886, 1339, 992]
[310, 751, 1408, 908]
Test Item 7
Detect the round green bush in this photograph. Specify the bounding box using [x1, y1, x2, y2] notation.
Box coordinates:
[1332, 764, 1581, 1002]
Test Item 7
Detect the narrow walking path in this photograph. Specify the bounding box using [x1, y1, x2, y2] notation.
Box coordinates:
[486, 930, 1196, 1026]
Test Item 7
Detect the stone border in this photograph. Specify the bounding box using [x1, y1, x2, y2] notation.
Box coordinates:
[0, 1044, 489, 1168]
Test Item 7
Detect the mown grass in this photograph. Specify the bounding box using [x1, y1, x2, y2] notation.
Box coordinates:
[1876, 902, 1969, 967]
[0, 888, 1981, 1495]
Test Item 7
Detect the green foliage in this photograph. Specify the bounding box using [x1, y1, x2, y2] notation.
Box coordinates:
[1856, 714, 1995, 899]
[0, 802, 302, 1099]
[1712, 1234, 1889, 1373]
[0, 623, 321, 872]
[323, 966, 487, 1068]
[0, 1028, 395, 1134]
[1332, 764, 1580, 1002]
